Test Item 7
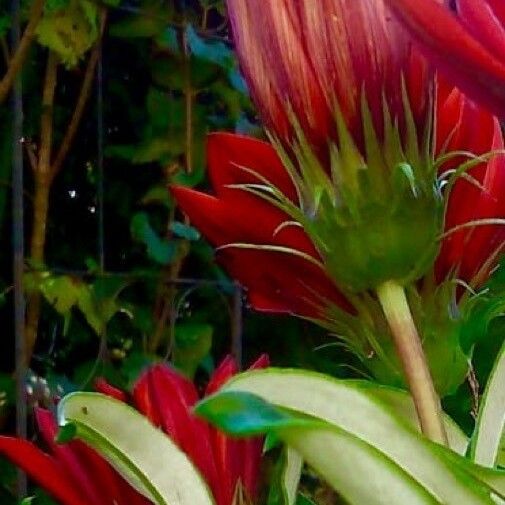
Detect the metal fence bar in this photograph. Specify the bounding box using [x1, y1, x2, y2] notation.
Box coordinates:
[231, 282, 243, 369]
[10, 0, 27, 496]
[96, 33, 105, 272]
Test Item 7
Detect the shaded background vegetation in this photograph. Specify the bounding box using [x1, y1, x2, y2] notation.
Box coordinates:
[0, 0, 504, 503]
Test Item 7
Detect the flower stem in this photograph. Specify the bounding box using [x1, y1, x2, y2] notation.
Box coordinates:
[377, 280, 448, 445]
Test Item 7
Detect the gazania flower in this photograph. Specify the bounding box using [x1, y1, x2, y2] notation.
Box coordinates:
[174, 0, 505, 444]
[199, 0, 443, 295]
[227, 0, 431, 154]
[171, 83, 505, 391]
[384, 0, 505, 119]
[0, 355, 267, 505]
[0, 408, 150, 505]
[129, 354, 268, 505]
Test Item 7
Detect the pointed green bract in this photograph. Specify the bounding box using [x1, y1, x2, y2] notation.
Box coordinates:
[261, 90, 443, 294]
[58, 392, 215, 505]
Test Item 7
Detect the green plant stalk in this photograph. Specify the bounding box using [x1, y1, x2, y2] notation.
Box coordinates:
[377, 280, 448, 445]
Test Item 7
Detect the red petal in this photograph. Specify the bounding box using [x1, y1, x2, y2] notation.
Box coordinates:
[248, 354, 270, 370]
[171, 185, 320, 258]
[217, 246, 353, 318]
[459, 0, 505, 57]
[0, 436, 89, 505]
[205, 355, 238, 396]
[207, 133, 298, 202]
[385, 0, 505, 117]
[35, 409, 104, 505]
[133, 365, 223, 505]
[228, 0, 331, 150]
[94, 378, 128, 402]
[69, 441, 149, 505]
[436, 87, 505, 285]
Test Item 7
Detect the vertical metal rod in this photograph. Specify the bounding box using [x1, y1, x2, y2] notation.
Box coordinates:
[11, 0, 27, 496]
[96, 39, 105, 272]
[231, 282, 243, 369]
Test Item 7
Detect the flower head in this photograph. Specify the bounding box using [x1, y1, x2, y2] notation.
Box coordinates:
[221, 0, 443, 292]
[171, 79, 505, 394]
[0, 356, 267, 505]
[228, 0, 431, 152]
[384, 0, 505, 118]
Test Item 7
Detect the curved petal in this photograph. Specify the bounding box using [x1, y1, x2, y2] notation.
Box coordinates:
[436, 87, 505, 285]
[170, 185, 319, 257]
[228, 0, 430, 151]
[203, 355, 268, 504]
[205, 355, 238, 396]
[228, 0, 330, 150]
[0, 436, 89, 505]
[385, 0, 505, 117]
[133, 365, 223, 505]
[35, 408, 104, 505]
[217, 246, 354, 318]
[94, 378, 128, 402]
[458, 0, 505, 57]
[207, 133, 298, 202]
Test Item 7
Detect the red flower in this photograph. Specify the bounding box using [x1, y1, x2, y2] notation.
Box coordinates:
[227, 0, 431, 153]
[129, 354, 268, 505]
[172, 82, 505, 318]
[0, 355, 267, 505]
[171, 133, 353, 322]
[0, 408, 150, 505]
[384, 0, 505, 118]
[436, 81, 505, 287]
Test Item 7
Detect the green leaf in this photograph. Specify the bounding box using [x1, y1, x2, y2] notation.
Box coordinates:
[296, 495, 317, 505]
[131, 212, 177, 265]
[267, 447, 303, 505]
[109, 13, 167, 38]
[471, 339, 505, 466]
[173, 323, 213, 378]
[226, 368, 468, 454]
[169, 222, 200, 241]
[202, 368, 505, 504]
[36, 0, 99, 67]
[0, 15, 11, 37]
[197, 391, 484, 505]
[141, 186, 172, 208]
[186, 25, 234, 70]
[58, 393, 215, 505]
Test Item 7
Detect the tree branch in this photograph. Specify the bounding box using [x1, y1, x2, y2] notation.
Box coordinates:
[0, 0, 45, 105]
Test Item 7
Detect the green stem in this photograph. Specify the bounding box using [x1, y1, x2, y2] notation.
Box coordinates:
[376, 280, 448, 445]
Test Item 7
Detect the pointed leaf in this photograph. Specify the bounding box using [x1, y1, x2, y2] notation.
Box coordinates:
[58, 393, 215, 505]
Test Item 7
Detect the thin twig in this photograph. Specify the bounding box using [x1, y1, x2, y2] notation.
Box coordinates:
[50, 11, 107, 179]
[0, 0, 45, 105]
[25, 49, 58, 364]
[1, 36, 10, 64]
